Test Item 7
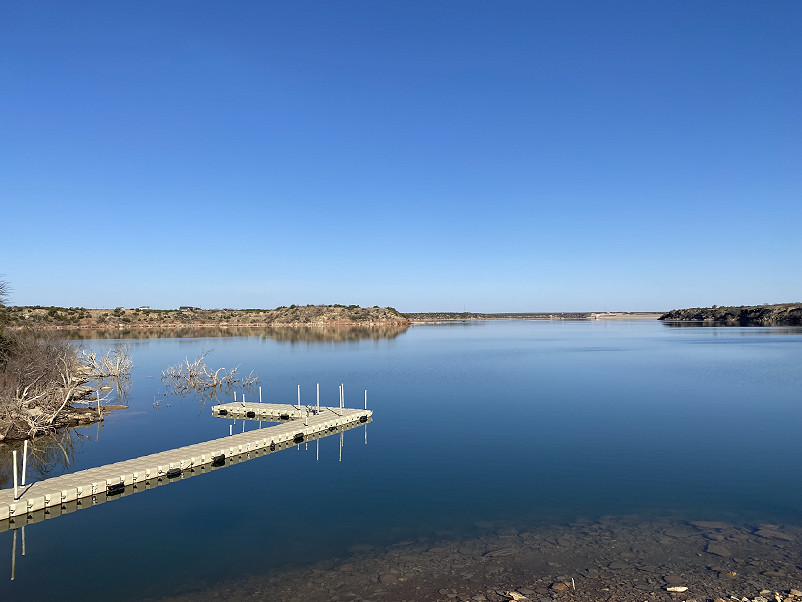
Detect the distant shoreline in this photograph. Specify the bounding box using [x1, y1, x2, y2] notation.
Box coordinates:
[1, 304, 411, 330]
[407, 312, 663, 323]
[1, 306, 671, 330]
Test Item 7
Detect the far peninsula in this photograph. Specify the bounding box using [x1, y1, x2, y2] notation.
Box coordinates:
[659, 302, 802, 326]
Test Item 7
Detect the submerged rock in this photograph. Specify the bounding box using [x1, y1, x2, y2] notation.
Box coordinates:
[705, 542, 732, 557]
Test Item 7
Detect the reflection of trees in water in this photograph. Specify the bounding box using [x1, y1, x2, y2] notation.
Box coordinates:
[258, 325, 409, 344]
[0, 428, 85, 489]
[63, 325, 410, 343]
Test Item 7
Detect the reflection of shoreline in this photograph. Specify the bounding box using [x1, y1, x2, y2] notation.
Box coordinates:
[60, 324, 410, 342]
[662, 321, 802, 334]
[162, 515, 802, 602]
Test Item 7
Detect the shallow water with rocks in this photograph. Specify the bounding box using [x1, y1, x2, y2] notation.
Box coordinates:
[156, 516, 802, 602]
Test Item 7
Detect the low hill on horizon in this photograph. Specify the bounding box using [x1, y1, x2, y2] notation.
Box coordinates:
[0, 304, 410, 329]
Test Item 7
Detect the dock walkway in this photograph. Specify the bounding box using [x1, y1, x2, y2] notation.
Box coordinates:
[0, 403, 371, 530]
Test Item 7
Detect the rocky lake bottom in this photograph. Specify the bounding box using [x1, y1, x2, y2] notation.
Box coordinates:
[156, 516, 802, 602]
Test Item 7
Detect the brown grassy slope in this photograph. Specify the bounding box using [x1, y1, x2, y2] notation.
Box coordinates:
[2, 304, 410, 329]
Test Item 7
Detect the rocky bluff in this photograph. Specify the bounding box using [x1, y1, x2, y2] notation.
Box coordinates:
[660, 303, 802, 326]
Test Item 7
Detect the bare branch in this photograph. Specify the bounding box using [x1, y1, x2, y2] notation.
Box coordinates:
[161, 350, 258, 403]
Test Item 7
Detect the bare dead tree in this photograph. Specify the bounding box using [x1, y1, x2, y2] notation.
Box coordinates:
[162, 350, 257, 403]
[0, 277, 9, 307]
[80, 344, 133, 379]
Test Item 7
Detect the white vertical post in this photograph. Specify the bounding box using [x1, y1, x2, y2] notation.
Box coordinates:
[13, 451, 18, 500]
[21, 525, 25, 556]
[365, 424, 367, 444]
[242, 420, 245, 433]
[297, 384, 301, 409]
[364, 389, 367, 410]
[243, 393, 246, 403]
[339, 431, 343, 462]
[316, 383, 319, 413]
[229, 424, 233, 436]
[21, 440, 28, 486]
[316, 437, 319, 462]
[234, 391, 237, 402]
[259, 386, 262, 403]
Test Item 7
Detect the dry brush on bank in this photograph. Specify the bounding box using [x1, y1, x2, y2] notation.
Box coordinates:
[0, 331, 132, 441]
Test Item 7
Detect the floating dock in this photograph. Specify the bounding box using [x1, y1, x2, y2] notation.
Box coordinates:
[0, 403, 371, 532]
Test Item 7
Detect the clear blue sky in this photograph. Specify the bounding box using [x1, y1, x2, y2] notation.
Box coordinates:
[2, 1, 800, 312]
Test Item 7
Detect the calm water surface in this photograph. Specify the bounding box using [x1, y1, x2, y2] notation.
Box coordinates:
[2, 320, 801, 599]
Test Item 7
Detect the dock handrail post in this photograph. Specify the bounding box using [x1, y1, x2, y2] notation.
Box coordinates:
[364, 389, 367, 411]
[229, 424, 232, 436]
[297, 384, 301, 410]
[234, 391, 237, 402]
[316, 383, 319, 414]
[259, 386, 262, 403]
[21, 439, 28, 486]
[12, 450, 18, 500]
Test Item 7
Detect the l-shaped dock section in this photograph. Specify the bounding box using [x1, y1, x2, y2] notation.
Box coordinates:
[0, 403, 371, 529]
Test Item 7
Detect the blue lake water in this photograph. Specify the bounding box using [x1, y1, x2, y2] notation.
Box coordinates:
[2, 320, 801, 600]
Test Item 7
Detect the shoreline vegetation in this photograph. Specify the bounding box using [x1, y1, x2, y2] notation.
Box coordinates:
[1, 304, 410, 330]
[660, 303, 802, 326]
[0, 335, 132, 442]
